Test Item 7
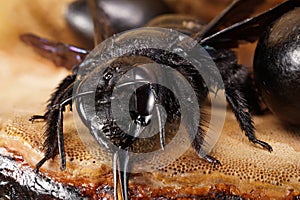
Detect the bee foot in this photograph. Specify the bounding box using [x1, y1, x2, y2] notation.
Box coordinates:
[252, 139, 273, 152]
[203, 155, 222, 169]
[29, 115, 46, 123]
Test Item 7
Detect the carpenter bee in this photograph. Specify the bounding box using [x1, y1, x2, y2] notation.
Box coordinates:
[21, 0, 300, 199]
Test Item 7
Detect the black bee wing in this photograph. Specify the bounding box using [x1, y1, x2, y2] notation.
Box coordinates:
[20, 33, 89, 69]
[198, 0, 300, 48]
[197, 0, 266, 40]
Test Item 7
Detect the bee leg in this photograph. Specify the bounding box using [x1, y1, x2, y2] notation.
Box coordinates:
[29, 115, 46, 122]
[35, 75, 76, 172]
[226, 64, 263, 115]
[241, 74, 264, 115]
[192, 125, 221, 168]
[225, 85, 273, 152]
[30, 75, 76, 123]
[35, 94, 73, 172]
[35, 106, 61, 172]
[36, 93, 77, 172]
[214, 52, 272, 151]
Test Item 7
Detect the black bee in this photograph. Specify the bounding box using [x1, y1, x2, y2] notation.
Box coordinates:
[21, 0, 300, 199]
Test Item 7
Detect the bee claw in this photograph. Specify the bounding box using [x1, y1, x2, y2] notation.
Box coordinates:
[29, 115, 46, 123]
[254, 139, 273, 152]
[203, 155, 222, 169]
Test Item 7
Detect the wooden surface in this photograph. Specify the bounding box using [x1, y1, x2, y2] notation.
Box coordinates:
[0, 0, 299, 199]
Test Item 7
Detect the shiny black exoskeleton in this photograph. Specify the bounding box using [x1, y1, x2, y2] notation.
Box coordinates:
[254, 8, 300, 125]
[66, 0, 172, 47]
[21, 0, 300, 199]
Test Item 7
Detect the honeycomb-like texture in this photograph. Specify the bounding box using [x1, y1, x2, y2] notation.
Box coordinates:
[1, 0, 298, 198]
[149, 113, 300, 193]
[1, 111, 300, 198]
[2, 115, 112, 187]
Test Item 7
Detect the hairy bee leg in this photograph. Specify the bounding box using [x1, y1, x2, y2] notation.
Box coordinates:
[225, 86, 273, 152]
[35, 99, 70, 172]
[222, 63, 263, 114]
[242, 75, 264, 115]
[35, 96, 72, 172]
[192, 125, 221, 168]
[214, 53, 272, 152]
[46, 75, 77, 109]
[29, 115, 46, 122]
[57, 91, 101, 170]
[35, 109, 60, 172]
[35, 75, 76, 172]
[30, 75, 76, 123]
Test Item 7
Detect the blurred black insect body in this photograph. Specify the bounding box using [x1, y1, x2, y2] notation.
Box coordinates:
[66, 0, 173, 48]
[254, 7, 300, 125]
[21, 0, 300, 199]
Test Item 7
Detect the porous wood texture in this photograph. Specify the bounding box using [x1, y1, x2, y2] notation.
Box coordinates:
[0, 0, 299, 199]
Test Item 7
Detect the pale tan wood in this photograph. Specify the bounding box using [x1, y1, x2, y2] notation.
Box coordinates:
[0, 0, 299, 198]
